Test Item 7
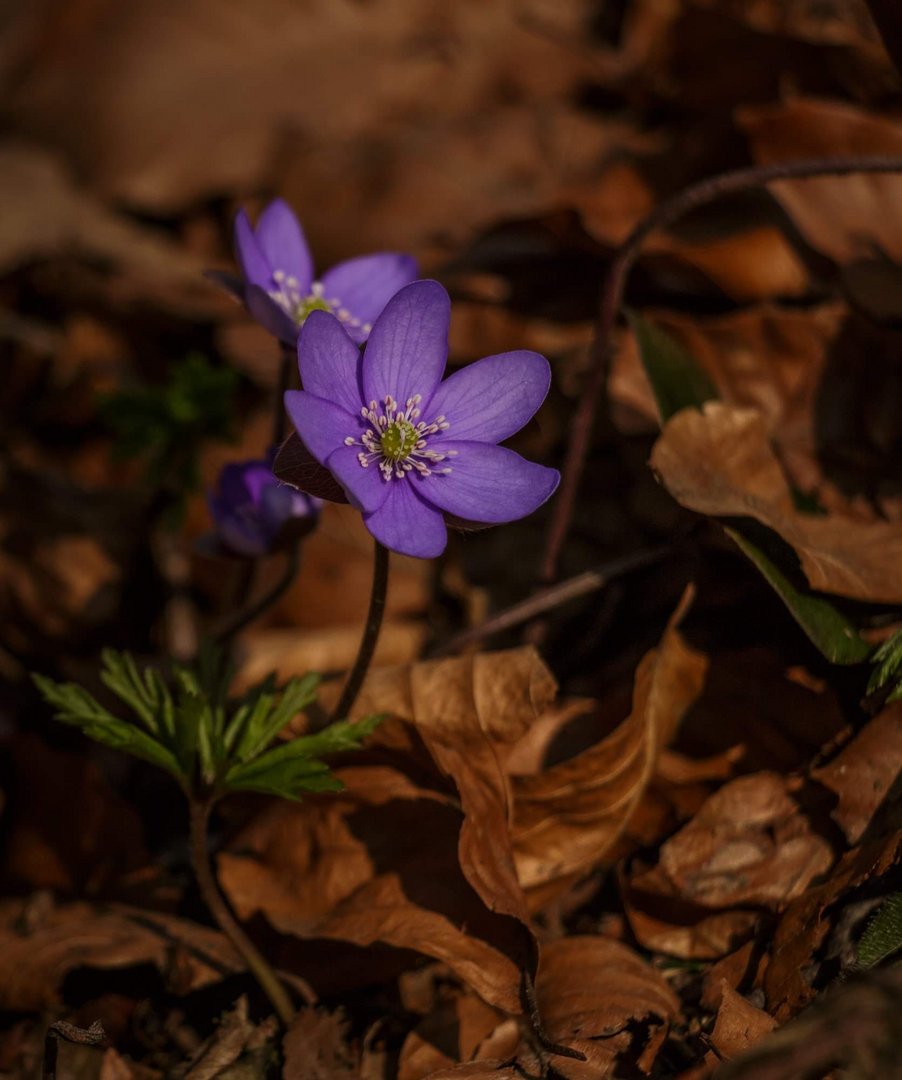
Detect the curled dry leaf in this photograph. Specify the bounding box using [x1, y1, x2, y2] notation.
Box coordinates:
[624, 773, 834, 959]
[398, 994, 516, 1080]
[810, 704, 902, 844]
[0, 144, 217, 315]
[413, 938, 679, 1080]
[220, 648, 557, 1013]
[709, 982, 776, 1061]
[650, 401, 902, 603]
[738, 98, 902, 264]
[610, 303, 842, 462]
[282, 1008, 358, 1080]
[511, 588, 709, 902]
[764, 829, 902, 1021]
[0, 898, 241, 1011]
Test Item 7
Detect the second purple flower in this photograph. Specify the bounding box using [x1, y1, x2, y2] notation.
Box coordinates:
[231, 199, 417, 346]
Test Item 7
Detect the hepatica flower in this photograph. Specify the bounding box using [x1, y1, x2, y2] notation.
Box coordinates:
[209, 456, 320, 557]
[230, 199, 417, 345]
[285, 280, 559, 558]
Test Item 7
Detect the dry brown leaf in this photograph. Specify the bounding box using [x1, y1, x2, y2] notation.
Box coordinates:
[625, 773, 833, 960]
[738, 98, 902, 263]
[764, 829, 902, 1021]
[0, 143, 217, 314]
[415, 937, 679, 1079]
[810, 704, 902, 844]
[530, 936, 680, 1079]
[650, 401, 902, 602]
[645, 227, 810, 304]
[185, 996, 257, 1080]
[398, 994, 516, 1080]
[0, 898, 241, 1010]
[8, 0, 607, 235]
[221, 648, 556, 1013]
[282, 1008, 358, 1080]
[1, 734, 147, 894]
[709, 982, 776, 1060]
[610, 303, 842, 457]
[511, 589, 708, 901]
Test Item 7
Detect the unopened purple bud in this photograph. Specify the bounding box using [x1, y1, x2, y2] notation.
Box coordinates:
[209, 456, 321, 558]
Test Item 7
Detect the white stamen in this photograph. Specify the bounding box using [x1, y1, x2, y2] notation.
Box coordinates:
[344, 391, 454, 484]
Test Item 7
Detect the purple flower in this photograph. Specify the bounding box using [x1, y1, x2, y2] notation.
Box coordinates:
[285, 280, 559, 559]
[209, 457, 321, 557]
[227, 199, 417, 345]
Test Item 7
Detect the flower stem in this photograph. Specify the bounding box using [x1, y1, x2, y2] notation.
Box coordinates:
[214, 544, 300, 645]
[539, 154, 902, 586]
[188, 796, 295, 1027]
[330, 540, 390, 722]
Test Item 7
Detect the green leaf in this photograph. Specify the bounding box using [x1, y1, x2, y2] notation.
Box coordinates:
[867, 629, 902, 702]
[99, 649, 172, 736]
[223, 713, 382, 798]
[726, 525, 871, 665]
[856, 893, 902, 969]
[224, 754, 346, 799]
[32, 674, 183, 778]
[100, 353, 240, 496]
[231, 673, 321, 765]
[627, 310, 718, 423]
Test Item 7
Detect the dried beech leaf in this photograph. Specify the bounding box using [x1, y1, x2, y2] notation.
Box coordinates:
[398, 994, 516, 1080]
[282, 1008, 358, 1080]
[765, 830, 902, 1021]
[739, 98, 902, 263]
[511, 588, 708, 898]
[625, 773, 834, 959]
[0, 144, 216, 314]
[611, 303, 843, 469]
[0, 899, 241, 1010]
[219, 649, 558, 1014]
[531, 937, 680, 1079]
[651, 402, 902, 603]
[810, 704, 902, 843]
[709, 982, 776, 1060]
[416, 938, 679, 1080]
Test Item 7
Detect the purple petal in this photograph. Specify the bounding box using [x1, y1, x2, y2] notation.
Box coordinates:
[361, 280, 449, 410]
[297, 310, 364, 415]
[426, 350, 551, 444]
[240, 462, 277, 505]
[363, 480, 448, 558]
[325, 444, 390, 513]
[255, 199, 314, 292]
[234, 209, 271, 286]
[416, 441, 559, 524]
[285, 390, 359, 467]
[260, 482, 318, 532]
[216, 517, 269, 558]
[320, 254, 419, 340]
[246, 284, 300, 345]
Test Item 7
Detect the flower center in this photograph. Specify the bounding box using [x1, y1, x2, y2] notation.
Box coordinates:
[269, 273, 372, 335]
[345, 395, 455, 481]
[380, 418, 418, 460]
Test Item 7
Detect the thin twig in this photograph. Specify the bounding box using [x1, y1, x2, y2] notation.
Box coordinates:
[214, 544, 300, 645]
[430, 545, 668, 657]
[330, 540, 390, 722]
[540, 155, 902, 585]
[188, 797, 296, 1027]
